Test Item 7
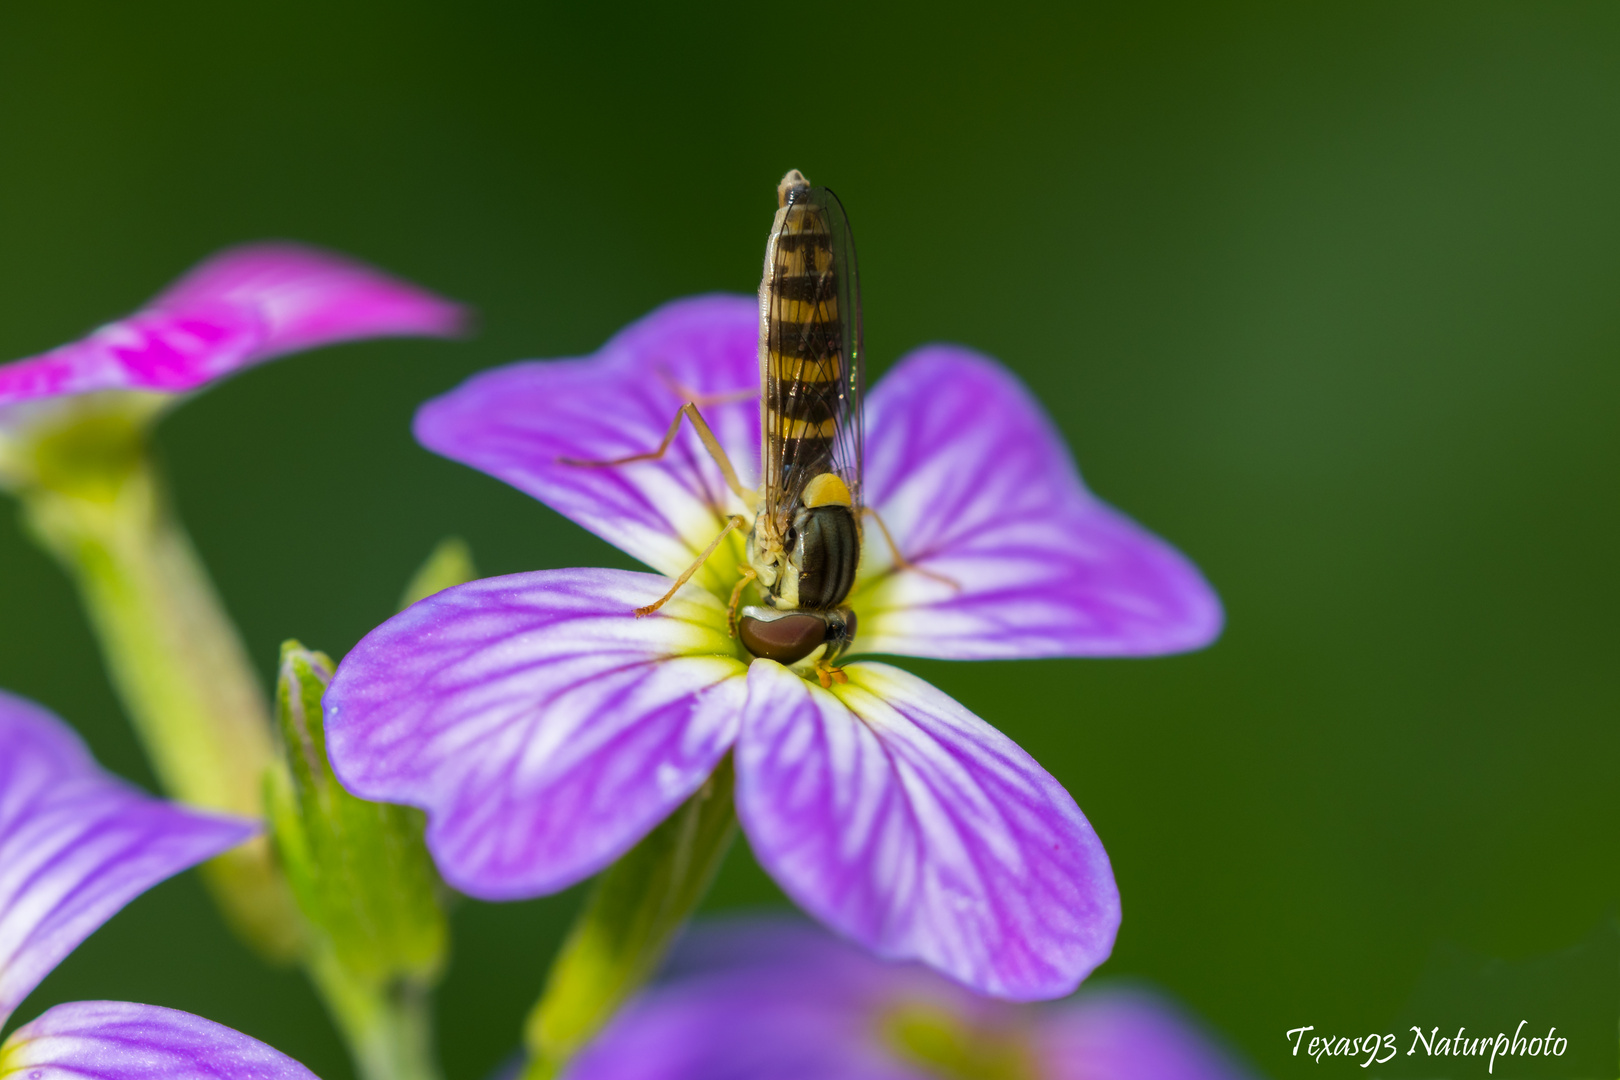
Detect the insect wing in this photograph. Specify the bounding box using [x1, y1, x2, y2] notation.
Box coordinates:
[760, 183, 864, 536]
[823, 186, 864, 514]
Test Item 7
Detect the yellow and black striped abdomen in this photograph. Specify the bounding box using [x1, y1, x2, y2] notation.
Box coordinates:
[763, 177, 844, 485]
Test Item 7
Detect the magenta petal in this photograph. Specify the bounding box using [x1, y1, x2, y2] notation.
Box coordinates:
[323, 569, 748, 900]
[734, 662, 1119, 1001]
[0, 307, 263, 407]
[0, 243, 463, 409]
[1, 1001, 319, 1080]
[0, 692, 257, 1028]
[856, 346, 1222, 660]
[151, 242, 466, 361]
[414, 295, 761, 577]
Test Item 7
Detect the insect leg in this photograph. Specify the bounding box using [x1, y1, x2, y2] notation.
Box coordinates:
[558, 403, 755, 506]
[725, 567, 758, 638]
[635, 515, 749, 618]
[659, 370, 758, 408]
[860, 507, 962, 591]
[814, 658, 848, 689]
[809, 609, 856, 688]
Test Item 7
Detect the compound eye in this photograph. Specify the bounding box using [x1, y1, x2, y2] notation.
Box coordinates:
[739, 612, 827, 665]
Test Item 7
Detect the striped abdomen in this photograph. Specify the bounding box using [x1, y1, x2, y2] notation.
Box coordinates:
[762, 178, 844, 483]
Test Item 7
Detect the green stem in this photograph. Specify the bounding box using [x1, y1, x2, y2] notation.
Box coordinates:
[9, 413, 444, 1080]
[18, 442, 305, 961]
[522, 758, 738, 1080]
[307, 949, 443, 1080]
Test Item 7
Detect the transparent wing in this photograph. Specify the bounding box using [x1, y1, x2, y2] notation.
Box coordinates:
[824, 186, 864, 513]
[760, 184, 864, 538]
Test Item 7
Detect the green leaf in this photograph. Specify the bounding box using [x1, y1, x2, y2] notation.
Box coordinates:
[269, 640, 449, 985]
[522, 757, 737, 1079]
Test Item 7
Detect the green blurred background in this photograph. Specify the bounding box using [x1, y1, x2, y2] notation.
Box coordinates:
[2, 3, 1617, 1076]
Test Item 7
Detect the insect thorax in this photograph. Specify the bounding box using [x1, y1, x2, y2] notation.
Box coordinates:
[746, 502, 858, 611]
[739, 472, 861, 665]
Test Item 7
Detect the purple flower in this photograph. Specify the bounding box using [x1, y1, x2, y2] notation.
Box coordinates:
[325, 296, 1221, 1000]
[0, 689, 318, 1080]
[0, 242, 463, 432]
[567, 919, 1251, 1080]
[0, 241, 464, 960]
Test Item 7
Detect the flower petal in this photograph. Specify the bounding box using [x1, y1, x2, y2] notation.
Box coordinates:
[568, 980, 918, 1080]
[573, 919, 1250, 1080]
[0, 1001, 319, 1080]
[151, 242, 466, 361]
[324, 569, 748, 900]
[0, 307, 263, 407]
[854, 346, 1222, 659]
[414, 295, 761, 578]
[1039, 991, 1252, 1080]
[0, 243, 464, 410]
[0, 692, 257, 1028]
[569, 920, 926, 1080]
[734, 662, 1119, 1001]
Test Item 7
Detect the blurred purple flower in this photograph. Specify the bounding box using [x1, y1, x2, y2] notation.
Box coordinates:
[0, 689, 317, 1080]
[567, 919, 1251, 1080]
[0, 242, 464, 429]
[325, 296, 1222, 1000]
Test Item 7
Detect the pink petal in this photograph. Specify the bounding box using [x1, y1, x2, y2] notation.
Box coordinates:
[323, 569, 748, 900]
[734, 662, 1119, 1001]
[0, 692, 256, 1028]
[0, 243, 464, 410]
[414, 295, 760, 579]
[0, 307, 262, 407]
[2, 1000, 319, 1080]
[152, 242, 466, 361]
[855, 346, 1222, 659]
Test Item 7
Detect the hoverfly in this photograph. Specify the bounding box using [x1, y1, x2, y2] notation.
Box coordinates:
[734, 168, 864, 676]
[565, 170, 936, 686]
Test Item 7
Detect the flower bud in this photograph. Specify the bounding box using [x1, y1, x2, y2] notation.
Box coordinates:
[267, 641, 448, 985]
[398, 536, 477, 610]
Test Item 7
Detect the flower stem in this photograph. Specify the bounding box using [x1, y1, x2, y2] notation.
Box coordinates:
[11, 413, 446, 1080]
[307, 948, 444, 1080]
[16, 416, 305, 961]
[521, 757, 738, 1080]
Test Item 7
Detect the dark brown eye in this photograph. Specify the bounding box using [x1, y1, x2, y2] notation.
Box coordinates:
[739, 612, 827, 665]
